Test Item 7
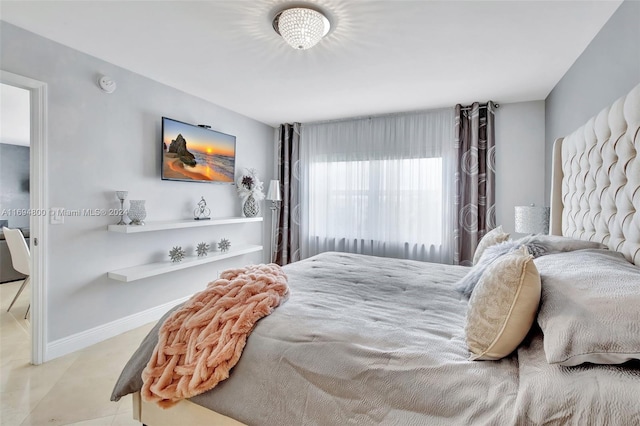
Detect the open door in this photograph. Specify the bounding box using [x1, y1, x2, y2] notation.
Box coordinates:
[1, 70, 48, 365]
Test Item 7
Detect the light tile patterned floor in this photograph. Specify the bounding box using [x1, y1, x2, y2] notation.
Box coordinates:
[0, 280, 155, 425]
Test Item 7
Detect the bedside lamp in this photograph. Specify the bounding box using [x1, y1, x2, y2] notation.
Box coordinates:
[266, 180, 282, 263]
[515, 204, 550, 234]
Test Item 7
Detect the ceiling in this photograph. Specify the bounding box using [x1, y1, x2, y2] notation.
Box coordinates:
[0, 1, 622, 127]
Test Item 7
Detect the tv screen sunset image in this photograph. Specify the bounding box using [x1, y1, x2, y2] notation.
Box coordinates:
[162, 118, 235, 183]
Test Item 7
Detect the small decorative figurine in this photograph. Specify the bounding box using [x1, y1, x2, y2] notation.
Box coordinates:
[196, 242, 210, 257]
[194, 196, 211, 220]
[236, 168, 264, 218]
[169, 246, 186, 263]
[218, 238, 231, 252]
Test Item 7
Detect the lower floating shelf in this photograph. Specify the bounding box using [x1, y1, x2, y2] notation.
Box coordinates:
[107, 245, 263, 282]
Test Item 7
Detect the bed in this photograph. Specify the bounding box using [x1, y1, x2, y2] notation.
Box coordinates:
[111, 83, 640, 425]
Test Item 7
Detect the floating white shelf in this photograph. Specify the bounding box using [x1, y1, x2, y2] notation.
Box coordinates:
[107, 217, 263, 233]
[108, 245, 263, 282]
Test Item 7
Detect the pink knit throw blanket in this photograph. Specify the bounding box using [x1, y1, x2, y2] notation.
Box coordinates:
[141, 263, 289, 408]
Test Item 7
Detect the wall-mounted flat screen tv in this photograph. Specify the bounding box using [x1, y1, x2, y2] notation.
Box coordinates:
[161, 117, 236, 184]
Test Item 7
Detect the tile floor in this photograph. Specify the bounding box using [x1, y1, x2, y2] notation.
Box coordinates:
[1, 280, 155, 425]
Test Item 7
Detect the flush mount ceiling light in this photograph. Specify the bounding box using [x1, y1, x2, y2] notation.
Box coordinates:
[273, 7, 330, 50]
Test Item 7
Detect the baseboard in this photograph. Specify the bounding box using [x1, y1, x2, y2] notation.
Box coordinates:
[46, 295, 191, 361]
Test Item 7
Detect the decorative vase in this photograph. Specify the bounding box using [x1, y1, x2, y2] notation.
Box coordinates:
[243, 194, 260, 217]
[128, 200, 147, 225]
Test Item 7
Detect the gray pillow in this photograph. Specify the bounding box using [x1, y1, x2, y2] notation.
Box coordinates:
[535, 249, 640, 366]
[516, 234, 606, 257]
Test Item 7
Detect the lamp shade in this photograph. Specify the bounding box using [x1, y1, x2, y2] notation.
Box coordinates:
[515, 205, 550, 234]
[266, 180, 282, 202]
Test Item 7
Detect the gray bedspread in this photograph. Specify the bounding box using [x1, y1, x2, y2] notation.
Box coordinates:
[112, 251, 640, 425]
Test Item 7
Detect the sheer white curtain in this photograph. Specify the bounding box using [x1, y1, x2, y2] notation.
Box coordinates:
[300, 108, 455, 263]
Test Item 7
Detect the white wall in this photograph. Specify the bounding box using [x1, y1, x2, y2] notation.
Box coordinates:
[545, 0, 639, 199]
[0, 83, 30, 146]
[0, 22, 275, 351]
[494, 100, 546, 235]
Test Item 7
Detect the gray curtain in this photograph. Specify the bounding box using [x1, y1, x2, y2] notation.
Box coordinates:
[454, 102, 496, 266]
[275, 123, 302, 265]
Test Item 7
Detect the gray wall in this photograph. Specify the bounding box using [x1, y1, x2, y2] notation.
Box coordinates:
[1, 22, 275, 342]
[544, 0, 640, 199]
[0, 143, 30, 229]
[494, 101, 546, 235]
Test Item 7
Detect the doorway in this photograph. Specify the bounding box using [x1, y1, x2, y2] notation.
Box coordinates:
[0, 70, 48, 365]
[0, 83, 31, 347]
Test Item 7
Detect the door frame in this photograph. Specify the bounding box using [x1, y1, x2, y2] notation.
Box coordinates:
[1, 70, 48, 365]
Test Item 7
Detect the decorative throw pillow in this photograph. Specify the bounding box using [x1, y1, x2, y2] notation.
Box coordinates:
[456, 240, 521, 297]
[472, 226, 510, 265]
[465, 246, 541, 361]
[535, 249, 640, 366]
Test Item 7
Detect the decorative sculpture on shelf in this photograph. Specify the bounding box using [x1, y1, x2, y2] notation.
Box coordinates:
[218, 238, 231, 252]
[128, 200, 147, 225]
[196, 242, 210, 257]
[115, 191, 128, 225]
[169, 246, 186, 263]
[236, 168, 264, 218]
[194, 196, 211, 220]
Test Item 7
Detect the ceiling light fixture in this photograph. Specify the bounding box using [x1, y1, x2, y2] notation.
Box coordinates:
[273, 7, 330, 50]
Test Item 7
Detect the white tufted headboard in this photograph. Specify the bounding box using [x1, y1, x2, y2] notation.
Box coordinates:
[550, 83, 640, 266]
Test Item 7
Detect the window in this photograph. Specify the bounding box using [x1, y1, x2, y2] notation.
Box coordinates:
[300, 108, 454, 263]
[309, 158, 442, 246]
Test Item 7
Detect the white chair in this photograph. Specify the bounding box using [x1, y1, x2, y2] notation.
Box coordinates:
[2, 227, 31, 318]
